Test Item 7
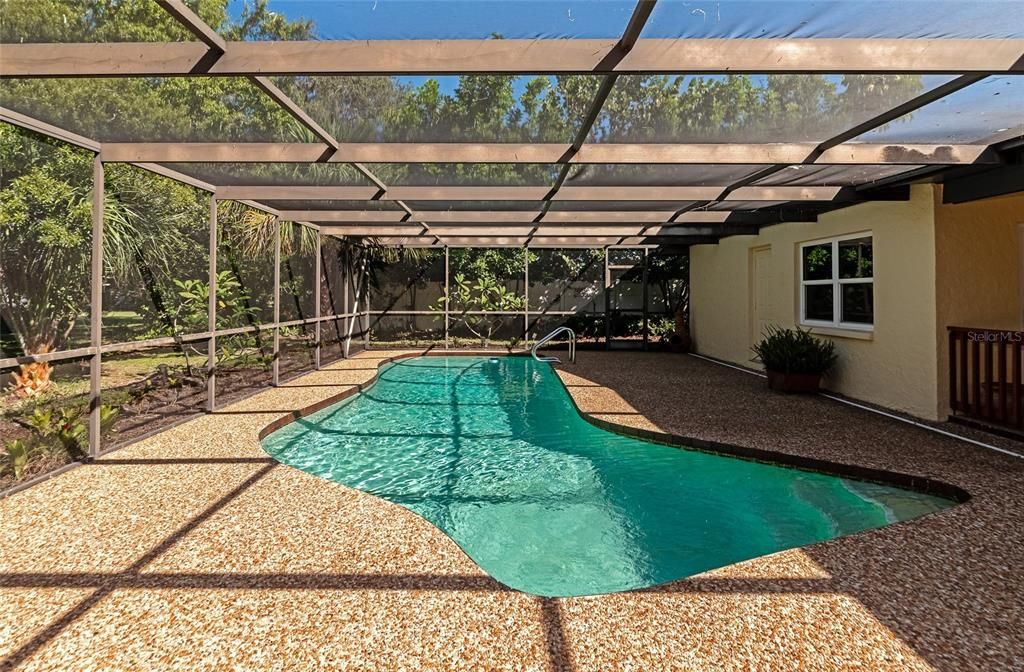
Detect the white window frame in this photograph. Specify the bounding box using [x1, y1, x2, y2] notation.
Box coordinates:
[799, 232, 874, 332]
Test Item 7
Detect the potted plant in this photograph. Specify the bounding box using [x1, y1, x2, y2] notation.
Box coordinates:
[752, 325, 837, 393]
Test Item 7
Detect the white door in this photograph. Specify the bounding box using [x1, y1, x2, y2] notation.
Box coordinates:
[750, 246, 772, 349]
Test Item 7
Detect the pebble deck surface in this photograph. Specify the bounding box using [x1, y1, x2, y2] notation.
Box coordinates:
[1, 350, 1021, 671]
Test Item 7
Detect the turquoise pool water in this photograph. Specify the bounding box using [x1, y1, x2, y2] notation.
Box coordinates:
[262, 356, 954, 597]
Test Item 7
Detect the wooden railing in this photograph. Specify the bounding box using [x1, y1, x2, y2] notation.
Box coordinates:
[948, 327, 1024, 431]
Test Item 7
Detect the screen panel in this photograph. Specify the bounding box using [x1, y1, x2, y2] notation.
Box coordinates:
[101, 165, 210, 344]
[1, 124, 94, 356]
[279, 222, 317, 324]
[447, 247, 526, 310]
[752, 164, 927, 187]
[162, 163, 373, 187]
[592, 74, 956, 144]
[0, 77, 294, 142]
[564, 164, 767, 187]
[0, 356, 93, 489]
[0, 0, 198, 43]
[101, 342, 209, 451]
[272, 74, 601, 143]
[238, 0, 637, 40]
[367, 163, 560, 186]
[641, 1, 1024, 39]
[216, 200, 276, 329]
[851, 75, 1024, 144]
[368, 314, 445, 347]
[528, 248, 605, 313]
[369, 249, 445, 312]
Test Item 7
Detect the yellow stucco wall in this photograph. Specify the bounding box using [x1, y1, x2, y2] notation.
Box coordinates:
[934, 188, 1024, 418]
[691, 184, 941, 419]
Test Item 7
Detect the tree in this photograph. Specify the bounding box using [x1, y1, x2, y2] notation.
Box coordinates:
[432, 273, 525, 347]
[647, 251, 690, 321]
[0, 127, 93, 361]
[103, 165, 209, 338]
[0, 0, 211, 43]
[0, 126, 151, 395]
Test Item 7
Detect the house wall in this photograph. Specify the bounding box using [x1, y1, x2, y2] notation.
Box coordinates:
[690, 184, 941, 419]
[934, 188, 1024, 418]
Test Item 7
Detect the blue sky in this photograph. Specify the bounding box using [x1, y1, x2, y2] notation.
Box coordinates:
[227, 1, 1024, 40]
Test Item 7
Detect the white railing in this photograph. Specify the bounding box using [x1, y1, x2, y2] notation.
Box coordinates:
[532, 326, 576, 364]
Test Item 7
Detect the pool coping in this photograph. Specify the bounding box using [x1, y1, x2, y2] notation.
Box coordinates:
[257, 351, 970, 504]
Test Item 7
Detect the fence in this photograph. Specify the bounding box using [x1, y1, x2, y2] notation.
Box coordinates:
[948, 327, 1024, 431]
[364, 247, 689, 351]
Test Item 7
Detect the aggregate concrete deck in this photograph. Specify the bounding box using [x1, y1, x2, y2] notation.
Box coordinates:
[1, 350, 1021, 671]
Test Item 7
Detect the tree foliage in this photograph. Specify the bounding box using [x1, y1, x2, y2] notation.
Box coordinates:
[1, 126, 94, 354]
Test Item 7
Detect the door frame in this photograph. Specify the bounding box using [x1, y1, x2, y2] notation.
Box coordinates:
[604, 246, 649, 349]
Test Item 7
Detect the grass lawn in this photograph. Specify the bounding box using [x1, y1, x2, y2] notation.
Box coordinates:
[101, 351, 196, 387]
[102, 310, 151, 343]
[65, 309, 150, 348]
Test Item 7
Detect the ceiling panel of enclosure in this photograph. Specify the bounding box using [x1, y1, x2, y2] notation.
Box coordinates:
[230, 1, 640, 40]
[590, 74, 958, 144]
[0, 77, 293, 142]
[162, 163, 374, 186]
[750, 165, 927, 187]
[270, 74, 602, 144]
[148, 1, 1024, 42]
[851, 75, 1024, 144]
[564, 164, 767, 186]
[366, 164, 561, 186]
[1, 0, 202, 42]
[640, 1, 1024, 39]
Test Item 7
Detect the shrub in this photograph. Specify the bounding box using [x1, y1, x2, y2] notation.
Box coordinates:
[22, 404, 120, 463]
[431, 273, 525, 346]
[649, 317, 675, 341]
[4, 439, 29, 480]
[752, 325, 837, 376]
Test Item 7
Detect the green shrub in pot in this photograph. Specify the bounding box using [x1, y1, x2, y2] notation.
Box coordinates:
[752, 326, 837, 392]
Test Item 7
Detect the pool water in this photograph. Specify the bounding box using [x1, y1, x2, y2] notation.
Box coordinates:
[262, 356, 954, 597]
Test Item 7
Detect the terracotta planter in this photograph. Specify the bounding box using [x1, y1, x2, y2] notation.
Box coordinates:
[671, 309, 691, 353]
[669, 332, 691, 353]
[766, 369, 822, 393]
[674, 310, 687, 336]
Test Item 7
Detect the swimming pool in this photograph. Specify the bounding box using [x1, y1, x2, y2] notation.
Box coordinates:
[262, 356, 955, 597]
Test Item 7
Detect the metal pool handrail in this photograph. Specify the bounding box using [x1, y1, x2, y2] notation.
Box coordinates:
[532, 326, 576, 364]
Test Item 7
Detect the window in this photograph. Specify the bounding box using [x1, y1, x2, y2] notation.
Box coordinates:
[799, 234, 873, 330]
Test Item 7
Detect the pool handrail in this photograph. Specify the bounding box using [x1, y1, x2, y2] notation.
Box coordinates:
[532, 326, 576, 364]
